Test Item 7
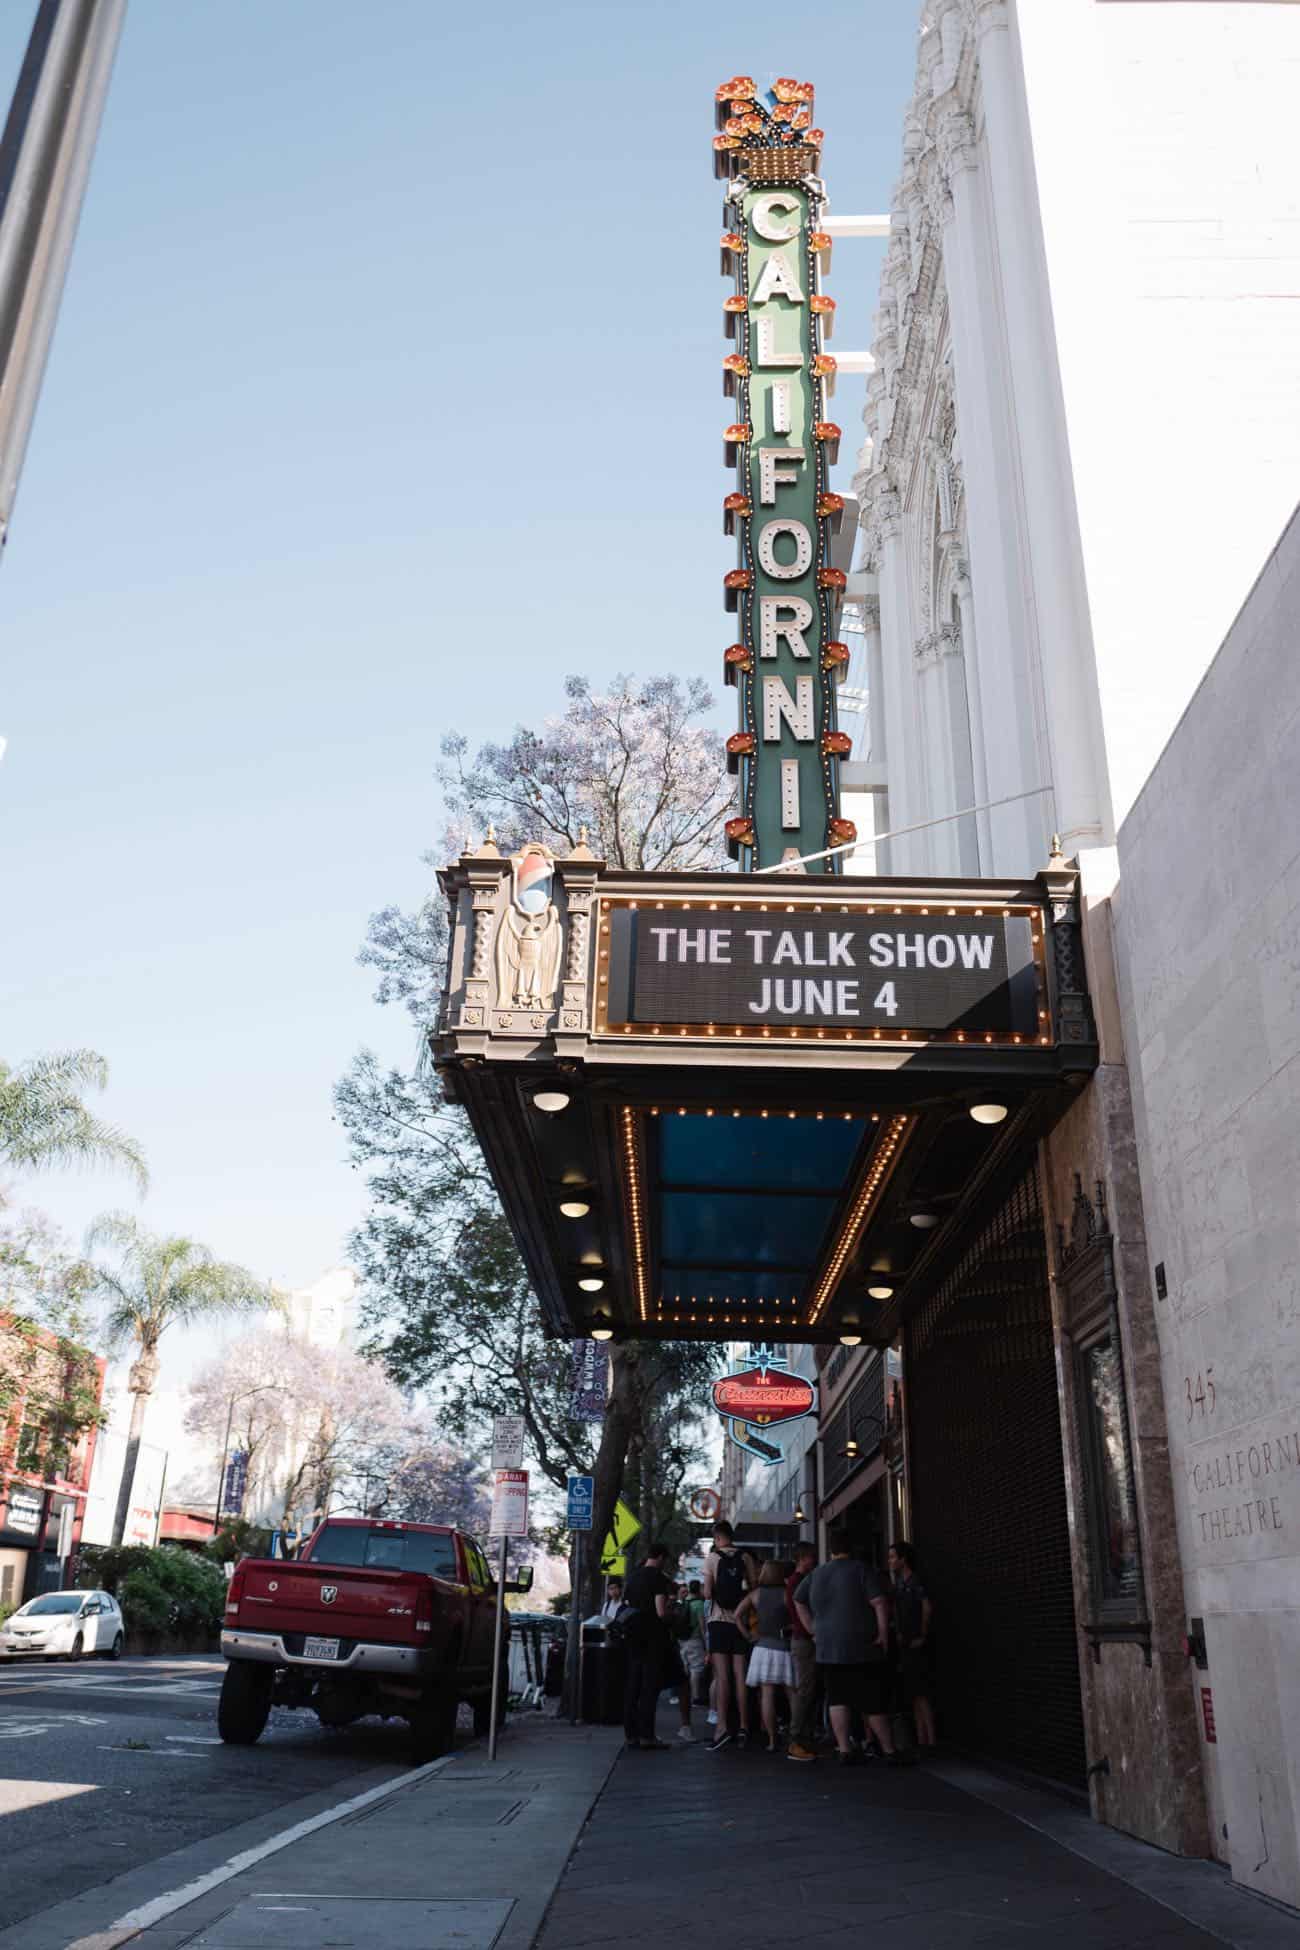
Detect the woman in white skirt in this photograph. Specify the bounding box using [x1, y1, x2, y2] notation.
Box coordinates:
[735, 1561, 796, 1753]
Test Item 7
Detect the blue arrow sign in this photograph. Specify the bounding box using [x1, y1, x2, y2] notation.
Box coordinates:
[566, 1474, 595, 1531]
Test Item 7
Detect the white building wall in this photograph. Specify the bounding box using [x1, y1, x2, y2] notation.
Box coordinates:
[1113, 509, 1300, 1901]
[856, 0, 1299, 1882]
[1016, 0, 1300, 829]
[858, 0, 1300, 876]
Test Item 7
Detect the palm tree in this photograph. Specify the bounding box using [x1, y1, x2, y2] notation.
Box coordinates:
[86, 1214, 279, 1545]
[0, 1051, 147, 1190]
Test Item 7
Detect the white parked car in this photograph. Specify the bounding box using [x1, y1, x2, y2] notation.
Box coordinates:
[0, 1589, 125, 1662]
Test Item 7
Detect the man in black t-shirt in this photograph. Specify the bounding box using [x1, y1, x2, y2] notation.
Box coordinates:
[622, 1542, 673, 1749]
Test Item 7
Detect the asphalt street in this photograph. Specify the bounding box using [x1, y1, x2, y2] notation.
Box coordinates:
[0, 1653, 431, 1936]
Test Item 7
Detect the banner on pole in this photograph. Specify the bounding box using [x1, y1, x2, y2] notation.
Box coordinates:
[220, 1450, 249, 1518]
[569, 1341, 609, 1422]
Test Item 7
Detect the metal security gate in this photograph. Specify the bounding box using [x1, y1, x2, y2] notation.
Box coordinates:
[904, 1163, 1086, 1788]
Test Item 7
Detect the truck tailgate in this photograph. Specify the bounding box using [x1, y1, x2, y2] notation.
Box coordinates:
[237, 1561, 442, 1645]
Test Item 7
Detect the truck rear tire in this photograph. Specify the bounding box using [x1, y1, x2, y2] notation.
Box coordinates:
[409, 1683, 457, 1765]
[219, 1661, 273, 1745]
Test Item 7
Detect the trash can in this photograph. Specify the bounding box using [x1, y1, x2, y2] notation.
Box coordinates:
[544, 1636, 565, 1698]
[581, 1620, 626, 1725]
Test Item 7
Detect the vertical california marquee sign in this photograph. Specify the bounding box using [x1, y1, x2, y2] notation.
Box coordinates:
[714, 76, 855, 873]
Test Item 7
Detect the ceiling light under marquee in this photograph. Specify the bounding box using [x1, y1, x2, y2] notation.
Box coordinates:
[970, 1101, 1009, 1125]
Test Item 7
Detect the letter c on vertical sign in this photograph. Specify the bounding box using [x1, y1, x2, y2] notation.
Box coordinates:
[750, 193, 802, 243]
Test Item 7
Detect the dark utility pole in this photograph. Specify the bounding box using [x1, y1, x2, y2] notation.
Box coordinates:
[0, 0, 126, 555]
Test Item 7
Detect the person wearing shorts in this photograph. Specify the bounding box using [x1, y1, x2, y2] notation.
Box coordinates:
[794, 1526, 905, 1768]
[703, 1519, 757, 1750]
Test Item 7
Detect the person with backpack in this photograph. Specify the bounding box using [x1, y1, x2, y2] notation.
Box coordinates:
[702, 1519, 758, 1751]
[793, 1527, 907, 1768]
[620, 1542, 674, 1750]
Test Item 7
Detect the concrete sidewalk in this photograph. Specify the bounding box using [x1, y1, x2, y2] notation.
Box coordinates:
[53, 1714, 1300, 1950]
[539, 1736, 1300, 1950]
[81, 1718, 621, 1950]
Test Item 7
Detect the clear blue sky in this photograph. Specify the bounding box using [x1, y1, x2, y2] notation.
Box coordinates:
[0, 1, 919, 1288]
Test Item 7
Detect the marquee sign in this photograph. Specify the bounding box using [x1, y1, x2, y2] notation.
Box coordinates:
[598, 897, 1049, 1043]
[713, 1367, 817, 1426]
[713, 75, 851, 872]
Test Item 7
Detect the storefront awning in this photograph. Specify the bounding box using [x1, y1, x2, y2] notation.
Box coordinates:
[434, 845, 1096, 1346]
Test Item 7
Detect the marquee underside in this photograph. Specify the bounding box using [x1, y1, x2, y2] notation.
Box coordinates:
[434, 855, 1097, 1347]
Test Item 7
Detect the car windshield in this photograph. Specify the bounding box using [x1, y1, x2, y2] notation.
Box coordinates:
[19, 1594, 82, 1616]
[307, 1525, 457, 1579]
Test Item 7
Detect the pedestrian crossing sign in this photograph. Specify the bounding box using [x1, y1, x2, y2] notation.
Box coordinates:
[599, 1498, 641, 1574]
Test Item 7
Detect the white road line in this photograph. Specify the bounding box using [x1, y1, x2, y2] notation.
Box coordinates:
[64, 1752, 459, 1950]
[165, 1735, 223, 1745]
[0, 1715, 108, 1739]
[0, 1679, 220, 1697]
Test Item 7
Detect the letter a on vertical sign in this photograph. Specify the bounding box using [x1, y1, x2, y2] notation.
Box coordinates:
[713, 76, 854, 871]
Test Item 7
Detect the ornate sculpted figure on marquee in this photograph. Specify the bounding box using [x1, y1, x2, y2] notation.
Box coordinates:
[494, 845, 563, 1010]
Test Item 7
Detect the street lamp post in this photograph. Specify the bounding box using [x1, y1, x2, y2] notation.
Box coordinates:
[0, 0, 128, 554]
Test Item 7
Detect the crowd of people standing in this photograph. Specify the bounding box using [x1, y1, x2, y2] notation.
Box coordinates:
[615, 1518, 936, 1763]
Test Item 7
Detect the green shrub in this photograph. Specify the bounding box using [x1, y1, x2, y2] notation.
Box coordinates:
[80, 1544, 225, 1638]
[118, 1567, 171, 1635]
[0, 1603, 15, 1628]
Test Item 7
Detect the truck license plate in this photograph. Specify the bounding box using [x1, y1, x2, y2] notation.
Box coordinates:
[303, 1636, 340, 1661]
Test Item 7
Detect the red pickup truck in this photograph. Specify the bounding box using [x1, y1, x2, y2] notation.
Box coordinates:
[219, 1518, 530, 1761]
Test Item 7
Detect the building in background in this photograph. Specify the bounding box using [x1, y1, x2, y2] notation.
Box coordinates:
[724, 1342, 820, 1559]
[0, 1315, 105, 1603]
[80, 1428, 167, 1551]
[279, 1265, 357, 1350]
[842, 0, 1299, 1901]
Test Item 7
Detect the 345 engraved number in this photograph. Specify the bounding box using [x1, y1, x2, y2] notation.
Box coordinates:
[1185, 1368, 1215, 1422]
